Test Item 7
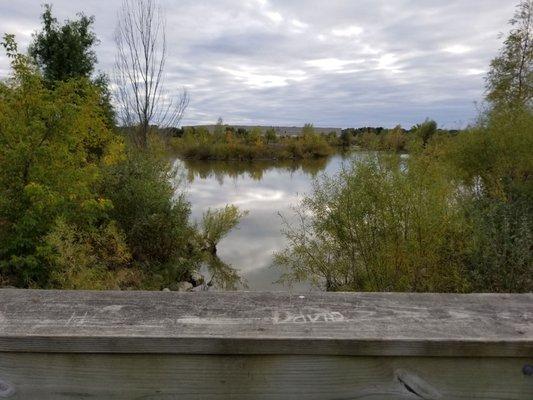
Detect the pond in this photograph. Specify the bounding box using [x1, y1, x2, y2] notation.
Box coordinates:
[172, 152, 374, 291]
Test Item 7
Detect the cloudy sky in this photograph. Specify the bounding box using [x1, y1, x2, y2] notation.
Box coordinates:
[0, 0, 517, 128]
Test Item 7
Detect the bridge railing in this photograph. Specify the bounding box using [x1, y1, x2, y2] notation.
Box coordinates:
[0, 289, 531, 399]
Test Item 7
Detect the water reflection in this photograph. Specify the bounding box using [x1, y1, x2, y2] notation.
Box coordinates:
[171, 153, 371, 291]
[182, 157, 329, 185]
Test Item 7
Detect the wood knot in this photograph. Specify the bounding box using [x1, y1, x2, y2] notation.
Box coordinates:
[0, 378, 15, 398]
[395, 369, 442, 399]
[523, 364, 533, 377]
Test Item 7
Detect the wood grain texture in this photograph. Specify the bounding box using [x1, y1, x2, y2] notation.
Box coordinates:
[0, 290, 531, 357]
[0, 353, 532, 399]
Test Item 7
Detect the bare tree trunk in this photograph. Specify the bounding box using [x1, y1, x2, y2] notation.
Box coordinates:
[114, 0, 189, 148]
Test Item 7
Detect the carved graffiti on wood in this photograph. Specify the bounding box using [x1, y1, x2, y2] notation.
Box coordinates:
[272, 310, 345, 324]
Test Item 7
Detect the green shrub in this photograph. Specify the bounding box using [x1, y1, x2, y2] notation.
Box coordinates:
[201, 205, 248, 252]
[445, 107, 533, 200]
[198, 205, 249, 290]
[43, 218, 140, 290]
[464, 196, 532, 292]
[101, 148, 193, 274]
[276, 155, 469, 292]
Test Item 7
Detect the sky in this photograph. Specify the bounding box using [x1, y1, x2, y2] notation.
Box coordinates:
[0, 0, 518, 128]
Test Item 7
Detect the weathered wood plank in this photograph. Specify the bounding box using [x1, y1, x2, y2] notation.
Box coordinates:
[0, 290, 532, 399]
[0, 353, 531, 399]
[0, 290, 531, 357]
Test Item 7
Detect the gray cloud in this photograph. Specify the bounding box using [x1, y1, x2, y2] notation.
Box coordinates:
[0, 0, 516, 128]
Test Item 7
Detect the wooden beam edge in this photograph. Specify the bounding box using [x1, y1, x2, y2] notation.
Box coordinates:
[1, 336, 531, 357]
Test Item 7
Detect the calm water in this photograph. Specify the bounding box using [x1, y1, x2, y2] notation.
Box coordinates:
[171, 153, 371, 291]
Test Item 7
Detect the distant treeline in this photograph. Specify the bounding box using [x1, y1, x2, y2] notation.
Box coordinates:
[338, 122, 460, 151]
[164, 124, 459, 139]
[180, 124, 342, 136]
[169, 123, 335, 161]
[168, 119, 460, 157]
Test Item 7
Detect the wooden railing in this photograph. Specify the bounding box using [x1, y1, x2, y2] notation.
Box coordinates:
[0, 289, 531, 399]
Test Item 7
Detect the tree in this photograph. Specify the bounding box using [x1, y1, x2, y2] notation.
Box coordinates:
[0, 35, 122, 287]
[248, 126, 263, 146]
[414, 119, 437, 147]
[443, 1, 533, 292]
[302, 123, 315, 137]
[236, 127, 249, 140]
[340, 129, 355, 147]
[29, 4, 97, 84]
[0, 31, 242, 290]
[265, 127, 277, 143]
[486, 0, 533, 109]
[214, 117, 225, 139]
[29, 5, 115, 127]
[114, 0, 189, 148]
[383, 125, 407, 152]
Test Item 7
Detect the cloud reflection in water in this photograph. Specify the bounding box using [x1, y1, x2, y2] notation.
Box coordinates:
[172, 154, 366, 290]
